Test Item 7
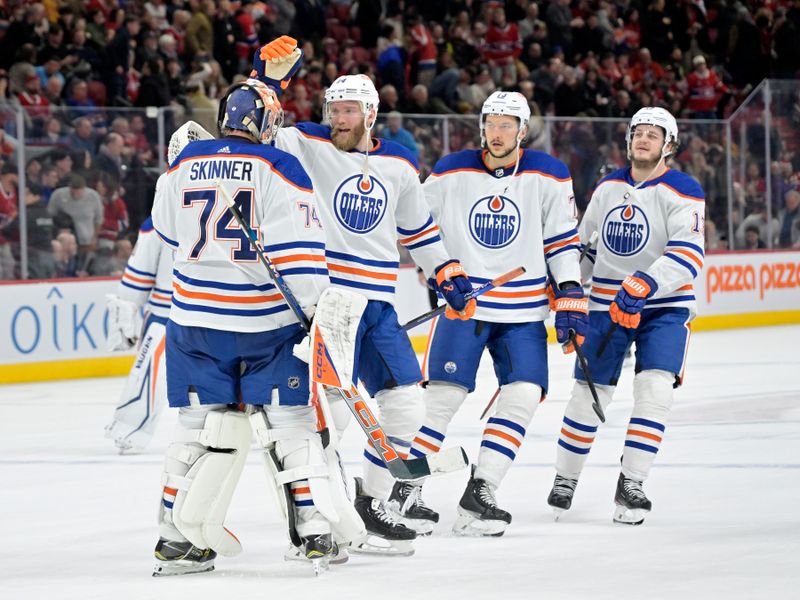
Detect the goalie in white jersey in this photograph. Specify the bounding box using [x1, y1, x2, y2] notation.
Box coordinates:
[251, 37, 475, 552]
[148, 80, 356, 575]
[398, 91, 588, 536]
[547, 107, 705, 525]
[104, 123, 214, 453]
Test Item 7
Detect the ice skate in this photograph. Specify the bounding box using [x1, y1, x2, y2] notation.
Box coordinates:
[284, 537, 349, 567]
[452, 467, 511, 537]
[387, 480, 439, 536]
[547, 474, 578, 521]
[351, 478, 416, 557]
[152, 537, 216, 576]
[613, 473, 652, 525]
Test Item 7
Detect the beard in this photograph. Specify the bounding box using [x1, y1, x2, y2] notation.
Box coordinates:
[486, 141, 517, 161]
[631, 149, 663, 172]
[331, 120, 367, 151]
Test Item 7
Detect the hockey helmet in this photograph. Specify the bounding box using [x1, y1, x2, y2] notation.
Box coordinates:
[168, 121, 214, 166]
[217, 78, 283, 144]
[626, 107, 679, 159]
[480, 91, 531, 147]
[323, 75, 379, 129]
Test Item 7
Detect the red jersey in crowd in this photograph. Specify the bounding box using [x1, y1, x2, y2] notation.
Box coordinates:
[0, 184, 18, 246]
[686, 68, 727, 113]
[17, 91, 50, 121]
[482, 22, 522, 64]
[99, 196, 129, 243]
[410, 23, 437, 68]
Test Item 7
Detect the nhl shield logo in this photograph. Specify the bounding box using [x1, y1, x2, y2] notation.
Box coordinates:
[468, 194, 521, 249]
[288, 376, 300, 389]
[333, 174, 388, 234]
[602, 204, 650, 256]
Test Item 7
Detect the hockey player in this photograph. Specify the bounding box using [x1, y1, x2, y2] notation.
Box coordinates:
[393, 91, 586, 536]
[547, 107, 705, 525]
[251, 37, 475, 553]
[105, 122, 213, 453]
[150, 79, 344, 575]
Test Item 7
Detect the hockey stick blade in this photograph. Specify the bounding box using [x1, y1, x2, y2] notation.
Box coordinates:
[402, 266, 526, 331]
[399, 446, 470, 480]
[219, 181, 468, 480]
[570, 330, 606, 423]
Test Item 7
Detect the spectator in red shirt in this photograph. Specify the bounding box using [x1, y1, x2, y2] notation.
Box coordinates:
[17, 72, 50, 136]
[94, 172, 129, 246]
[0, 163, 19, 280]
[628, 47, 665, 88]
[482, 8, 522, 84]
[686, 54, 727, 119]
[409, 17, 438, 86]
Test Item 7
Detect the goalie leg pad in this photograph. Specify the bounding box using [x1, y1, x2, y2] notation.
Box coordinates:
[161, 406, 251, 557]
[410, 382, 468, 458]
[475, 381, 541, 488]
[555, 381, 615, 479]
[105, 320, 167, 452]
[362, 384, 425, 500]
[622, 369, 674, 481]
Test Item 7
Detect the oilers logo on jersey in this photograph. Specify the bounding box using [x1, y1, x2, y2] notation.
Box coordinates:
[469, 195, 520, 249]
[333, 174, 388, 233]
[602, 203, 650, 256]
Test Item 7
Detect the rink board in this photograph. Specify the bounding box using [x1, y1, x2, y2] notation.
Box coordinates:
[1, 251, 799, 383]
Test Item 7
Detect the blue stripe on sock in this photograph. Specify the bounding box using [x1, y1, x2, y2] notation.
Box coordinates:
[363, 449, 388, 469]
[625, 440, 659, 453]
[487, 417, 526, 437]
[629, 417, 665, 432]
[558, 438, 591, 455]
[419, 425, 445, 441]
[563, 416, 598, 433]
[481, 440, 516, 460]
[294, 500, 315, 507]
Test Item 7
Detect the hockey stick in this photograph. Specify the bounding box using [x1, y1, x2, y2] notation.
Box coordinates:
[479, 388, 500, 420]
[401, 266, 526, 331]
[217, 181, 466, 481]
[596, 323, 617, 357]
[569, 330, 606, 422]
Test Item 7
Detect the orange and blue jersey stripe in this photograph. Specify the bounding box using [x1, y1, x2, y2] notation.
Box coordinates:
[326, 250, 399, 295]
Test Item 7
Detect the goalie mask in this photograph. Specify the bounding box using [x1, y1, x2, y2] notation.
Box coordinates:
[626, 107, 679, 160]
[168, 121, 214, 166]
[480, 91, 531, 149]
[323, 75, 379, 132]
[217, 79, 283, 144]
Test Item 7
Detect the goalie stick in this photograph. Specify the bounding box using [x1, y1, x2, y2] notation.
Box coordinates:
[216, 181, 466, 481]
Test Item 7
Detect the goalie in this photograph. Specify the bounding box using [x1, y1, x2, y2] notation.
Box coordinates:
[149, 81, 363, 576]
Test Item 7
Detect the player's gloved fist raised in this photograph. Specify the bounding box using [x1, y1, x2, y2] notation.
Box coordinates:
[552, 283, 588, 354]
[250, 35, 303, 92]
[105, 294, 139, 351]
[431, 260, 476, 320]
[610, 271, 658, 329]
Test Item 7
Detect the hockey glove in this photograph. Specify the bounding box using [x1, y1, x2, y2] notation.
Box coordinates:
[431, 260, 476, 320]
[551, 282, 588, 354]
[250, 35, 303, 93]
[610, 271, 658, 329]
[105, 294, 139, 351]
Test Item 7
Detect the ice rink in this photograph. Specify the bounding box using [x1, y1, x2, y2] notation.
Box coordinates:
[3, 325, 799, 600]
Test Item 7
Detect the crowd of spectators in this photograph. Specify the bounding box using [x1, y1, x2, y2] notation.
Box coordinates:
[0, 0, 799, 280]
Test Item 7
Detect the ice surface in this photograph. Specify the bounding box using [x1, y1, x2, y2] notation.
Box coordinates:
[2, 326, 798, 599]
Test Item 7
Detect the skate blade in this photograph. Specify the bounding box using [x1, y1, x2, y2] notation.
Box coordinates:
[552, 507, 565, 522]
[452, 511, 507, 537]
[283, 544, 348, 566]
[396, 516, 435, 536]
[350, 535, 414, 557]
[152, 560, 215, 577]
[613, 504, 648, 525]
[309, 556, 330, 576]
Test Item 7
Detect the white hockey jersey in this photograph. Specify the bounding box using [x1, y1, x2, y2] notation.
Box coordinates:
[424, 149, 581, 323]
[151, 137, 328, 333]
[117, 208, 173, 320]
[275, 123, 450, 304]
[581, 167, 705, 315]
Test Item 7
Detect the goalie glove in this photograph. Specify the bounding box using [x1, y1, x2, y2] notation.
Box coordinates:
[431, 260, 477, 320]
[105, 294, 139, 351]
[250, 35, 303, 93]
[609, 271, 658, 329]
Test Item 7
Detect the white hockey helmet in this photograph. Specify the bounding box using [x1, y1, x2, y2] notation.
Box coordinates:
[626, 107, 679, 158]
[323, 75, 379, 128]
[480, 91, 531, 147]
